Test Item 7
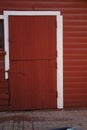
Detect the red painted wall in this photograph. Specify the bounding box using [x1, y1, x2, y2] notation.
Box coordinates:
[0, 0, 87, 109]
[0, 51, 9, 110]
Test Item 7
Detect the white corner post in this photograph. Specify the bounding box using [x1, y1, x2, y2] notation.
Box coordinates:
[57, 15, 63, 109]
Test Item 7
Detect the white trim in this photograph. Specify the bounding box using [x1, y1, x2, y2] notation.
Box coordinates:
[4, 11, 60, 16]
[57, 15, 63, 109]
[4, 14, 9, 79]
[0, 15, 4, 19]
[3, 11, 63, 109]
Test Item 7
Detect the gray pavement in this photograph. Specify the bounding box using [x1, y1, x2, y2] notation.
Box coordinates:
[0, 109, 87, 130]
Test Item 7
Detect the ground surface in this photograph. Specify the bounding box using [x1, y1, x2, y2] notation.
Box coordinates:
[0, 109, 86, 130]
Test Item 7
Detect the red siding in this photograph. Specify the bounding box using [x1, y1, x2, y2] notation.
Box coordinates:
[0, 52, 9, 109]
[0, 0, 87, 109]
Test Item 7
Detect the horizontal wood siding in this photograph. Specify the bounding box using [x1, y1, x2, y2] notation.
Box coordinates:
[0, 0, 87, 109]
[62, 2, 87, 108]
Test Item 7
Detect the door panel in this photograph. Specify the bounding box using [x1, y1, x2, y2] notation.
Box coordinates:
[9, 16, 56, 60]
[9, 16, 57, 110]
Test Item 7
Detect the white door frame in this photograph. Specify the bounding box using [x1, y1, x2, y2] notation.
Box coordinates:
[1, 11, 63, 109]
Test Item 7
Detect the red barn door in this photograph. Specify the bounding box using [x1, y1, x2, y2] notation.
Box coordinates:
[9, 16, 57, 110]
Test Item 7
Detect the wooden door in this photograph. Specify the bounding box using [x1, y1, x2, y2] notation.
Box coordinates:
[9, 16, 57, 110]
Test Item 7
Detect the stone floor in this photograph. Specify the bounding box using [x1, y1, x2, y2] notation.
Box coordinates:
[0, 109, 86, 130]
